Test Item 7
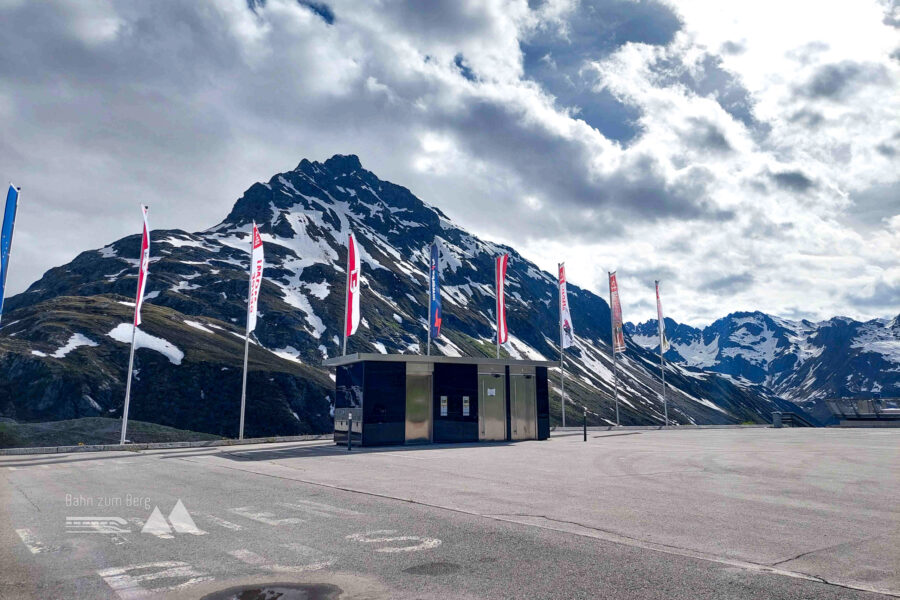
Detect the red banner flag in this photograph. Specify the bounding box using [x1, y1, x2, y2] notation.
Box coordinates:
[345, 232, 360, 337]
[609, 271, 625, 353]
[246, 222, 264, 333]
[134, 205, 150, 327]
[496, 253, 509, 345]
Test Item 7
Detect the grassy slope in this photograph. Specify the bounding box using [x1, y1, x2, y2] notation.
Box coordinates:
[0, 417, 222, 448]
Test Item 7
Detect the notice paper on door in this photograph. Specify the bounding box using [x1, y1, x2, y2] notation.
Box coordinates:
[487, 388, 496, 396]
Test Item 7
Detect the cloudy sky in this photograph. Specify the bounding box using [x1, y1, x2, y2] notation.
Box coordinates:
[0, 0, 898, 326]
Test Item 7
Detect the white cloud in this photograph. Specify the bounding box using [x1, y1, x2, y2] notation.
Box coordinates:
[0, 0, 896, 327]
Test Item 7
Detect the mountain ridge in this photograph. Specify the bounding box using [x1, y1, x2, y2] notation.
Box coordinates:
[0, 154, 813, 434]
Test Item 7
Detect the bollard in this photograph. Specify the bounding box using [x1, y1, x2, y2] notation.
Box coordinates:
[347, 413, 353, 451]
[583, 407, 587, 442]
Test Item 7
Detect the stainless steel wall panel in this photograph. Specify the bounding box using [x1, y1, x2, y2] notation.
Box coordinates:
[405, 371, 432, 444]
[478, 372, 506, 441]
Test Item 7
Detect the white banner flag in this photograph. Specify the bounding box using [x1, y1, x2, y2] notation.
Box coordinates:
[345, 232, 361, 337]
[246, 222, 264, 333]
[559, 263, 574, 349]
[656, 280, 669, 352]
[134, 205, 150, 327]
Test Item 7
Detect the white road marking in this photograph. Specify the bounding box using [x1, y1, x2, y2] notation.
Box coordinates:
[167, 500, 206, 535]
[229, 506, 304, 526]
[201, 513, 243, 531]
[16, 528, 50, 554]
[278, 499, 362, 518]
[97, 561, 213, 600]
[228, 547, 335, 573]
[7, 466, 19, 471]
[346, 529, 441, 553]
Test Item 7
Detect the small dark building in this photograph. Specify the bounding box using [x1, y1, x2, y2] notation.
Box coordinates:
[322, 354, 554, 446]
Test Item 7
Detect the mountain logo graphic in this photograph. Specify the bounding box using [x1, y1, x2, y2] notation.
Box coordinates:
[141, 499, 207, 538]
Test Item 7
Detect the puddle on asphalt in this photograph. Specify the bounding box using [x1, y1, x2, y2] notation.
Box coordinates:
[402, 562, 461, 576]
[200, 582, 343, 600]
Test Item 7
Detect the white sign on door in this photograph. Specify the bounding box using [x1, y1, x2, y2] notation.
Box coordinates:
[462, 396, 470, 416]
[440, 396, 448, 417]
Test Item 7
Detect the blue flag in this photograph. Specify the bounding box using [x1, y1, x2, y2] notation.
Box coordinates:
[0, 184, 20, 324]
[429, 241, 441, 339]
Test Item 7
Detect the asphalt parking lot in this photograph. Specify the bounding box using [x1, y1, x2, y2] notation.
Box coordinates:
[1, 427, 897, 599]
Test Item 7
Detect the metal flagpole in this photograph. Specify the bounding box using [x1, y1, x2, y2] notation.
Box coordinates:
[120, 320, 137, 445]
[342, 233, 350, 356]
[239, 228, 254, 440]
[559, 263, 566, 428]
[120, 204, 145, 446]
[657, 280, 668, 427]
[610, 271, 619, 426]
[426, 243, 432, 356]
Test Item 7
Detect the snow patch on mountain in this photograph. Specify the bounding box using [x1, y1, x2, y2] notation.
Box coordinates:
[107, 323, 184, 365]
[51, 333, 98, 358]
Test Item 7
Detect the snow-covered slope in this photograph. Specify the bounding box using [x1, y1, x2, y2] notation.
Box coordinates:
[2, 155, 810, 429]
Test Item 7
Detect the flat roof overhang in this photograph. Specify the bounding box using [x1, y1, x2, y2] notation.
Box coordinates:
[322, 352, 556, 369]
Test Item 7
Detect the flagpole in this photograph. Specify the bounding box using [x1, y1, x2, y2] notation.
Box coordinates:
[426, 244, 432, 356]
[120, 205, 146, 446]
[657, 280, 668, 427]
[120, 320, 137, 445]
[342, 233, 350, 357]
[559, 263, 566, 428]
[609, 271, 619, 427]
[239, 224, 255, 441]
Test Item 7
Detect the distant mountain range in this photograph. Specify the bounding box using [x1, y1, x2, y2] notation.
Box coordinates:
[627, 312, 899, 423]
[0, 154, 815, 436]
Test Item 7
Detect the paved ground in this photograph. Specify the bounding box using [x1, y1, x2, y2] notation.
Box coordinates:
[1, 428, 897, 599]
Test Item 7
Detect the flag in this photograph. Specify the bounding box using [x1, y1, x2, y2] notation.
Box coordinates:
[246, 222, 265, 333]
[0, 184, 20, 324]
[133, 206, 150, 327]
[496, 253, 509, 345]
[609, 271, 625, 353]
[656, 280, 670, 352]
[345, 232, 360, 337]
[559, 263, 574, 349]
[429, 241, 442, 339]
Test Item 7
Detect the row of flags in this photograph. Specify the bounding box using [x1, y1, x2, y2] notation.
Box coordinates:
[0, 194, 674, 439]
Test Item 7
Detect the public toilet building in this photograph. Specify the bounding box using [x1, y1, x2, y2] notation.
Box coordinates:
[322, 354, 554, 446]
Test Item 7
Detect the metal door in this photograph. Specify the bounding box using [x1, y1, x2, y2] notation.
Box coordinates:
[510, 369, 536, 440]
[478, 368, 506, 441]
[405, 363, 432, 444]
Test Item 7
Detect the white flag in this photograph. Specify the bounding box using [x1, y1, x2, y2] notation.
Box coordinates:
[134, 205, 150, 327]
[656, 280, 669, 352]
[558, 263, 574, 349]
[246, 222, 264, 333]
[345, 232, 360, 337]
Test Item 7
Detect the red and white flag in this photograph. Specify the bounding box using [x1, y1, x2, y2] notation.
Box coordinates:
[609, 271, 625, 353]
[496, 253, 509, 345]
[133, 205, 150, 327]
[559, 263, 574, 349]
[246, 222, 265, 333]
[345, 232, 361, 337]
[655, 280, 669, 352]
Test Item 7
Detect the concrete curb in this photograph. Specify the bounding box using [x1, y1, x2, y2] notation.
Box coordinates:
[0, 434, 333, 456]
[552, 424, 771, 432]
